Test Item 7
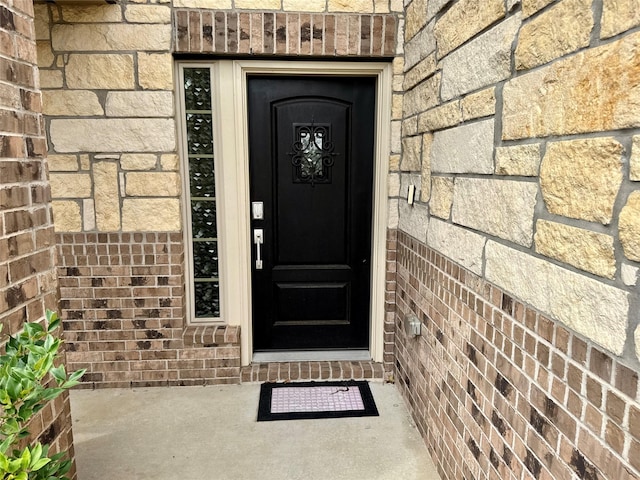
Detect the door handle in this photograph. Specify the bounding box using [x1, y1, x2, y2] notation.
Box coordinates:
[253, 229, 264, 270]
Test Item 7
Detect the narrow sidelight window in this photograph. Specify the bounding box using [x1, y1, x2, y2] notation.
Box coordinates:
[181, 67, 220, 320]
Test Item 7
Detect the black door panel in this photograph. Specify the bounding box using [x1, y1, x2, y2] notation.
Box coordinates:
[248, 76, 376, 350]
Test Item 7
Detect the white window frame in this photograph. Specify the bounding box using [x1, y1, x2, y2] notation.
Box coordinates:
[177, 60, 392, 366]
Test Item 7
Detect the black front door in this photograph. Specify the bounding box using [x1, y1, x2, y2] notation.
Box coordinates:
[248, 75, 376, 351]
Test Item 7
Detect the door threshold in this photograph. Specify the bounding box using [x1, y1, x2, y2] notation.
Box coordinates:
[252, 350, 372, 363]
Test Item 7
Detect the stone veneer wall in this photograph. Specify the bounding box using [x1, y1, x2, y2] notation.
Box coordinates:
[393, 1, 640, 480]
[35, 0, 402, 386]
[0, 0, 76, 476]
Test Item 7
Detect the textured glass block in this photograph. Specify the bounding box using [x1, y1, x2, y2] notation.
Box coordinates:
[193, 241, 219, 278]
[187, 113, 214, 155]
[189, 158, 216, 198]
[194, 281, 220, 318]
[191, 201, 217, 238]
[184, 68, 212, 111]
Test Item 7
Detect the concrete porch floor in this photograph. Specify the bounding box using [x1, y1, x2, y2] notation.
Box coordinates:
[70, 382, 442, 480]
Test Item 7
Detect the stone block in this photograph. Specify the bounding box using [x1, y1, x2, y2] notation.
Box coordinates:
[522, 0, 554, 17]
[495, 144, 541, 176]
[36, 41, 54, 68]
[392, 94, 403, 120]
[327, 0, 373, 12]
[401, 135, 422, 171]
[235, 0, 280, 7]
[461, 87, 495, 121]
[126, 172, 181, 197]
[431, 119, 494, 174]
[124, 5, 171, 24]
[138, 53, 173, 90]
[66, 54, 134, 90]
[441, 15, 520, 101]
[391, 121, 401, 153]
[40, 70, 63, 89]
[34, 4, 50, 40]
[161, 154, 179, 171]
[388, 198, 399, 228]
[620, 191, 640, 261]
[52, 201, 81, 232]
[516, 0, 593, 70]
[49, 173, 92, 198]
[42, 90, 104, 116]
[393, 57, 404, 75]
[378, 0, 394, 13]
[636, 326, 640, 363]
[388, 173, 400, 197]
[51, 24, 172, 51]
[403, 53, 437, 90]
[398, 202, 429, 242]
[389, 154, 400, 171]
[417, 101, 461, 132]
[420, 134, 431, 202]
[540, 138, 623, 224]
[403, 72, 440, 117]
[50, 119, 176, 153]
[283, 0, 326, 11]
[430, 176, 454, 219]
[621, 263, 638, 286]
[122, 199, 181, 231]
[93, 161, 121, 231]
[434, 0, 505, 57]
[485, 241, 629, 355]
[452, 178, 537, 246]
[503, 32, 640, 139]
[83, 199, 95, 231]
[427, 218, 486, 274]
[403, 117, 418, 137]
[80, 155, 90, 171]
[631, 136, 640, 181]
[405, 0, 426, 41]
[404, 19, 435, 70]
[535, 220, 616, 278]
[47, 155, 78, 172]
[121, 154, 157, 171]
[601, 0, 640, 39]
[105, 92, 173, 117]
[172, 0, 230, 6]
[60, 5, 122, 22]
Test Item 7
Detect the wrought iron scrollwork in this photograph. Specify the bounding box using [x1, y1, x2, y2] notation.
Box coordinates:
[289, 124, 337, 186]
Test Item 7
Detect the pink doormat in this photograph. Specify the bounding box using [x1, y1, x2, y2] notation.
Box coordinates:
[257, 381, 379, 421]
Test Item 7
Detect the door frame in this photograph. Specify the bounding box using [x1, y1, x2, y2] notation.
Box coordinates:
[209, 60, 391, 366]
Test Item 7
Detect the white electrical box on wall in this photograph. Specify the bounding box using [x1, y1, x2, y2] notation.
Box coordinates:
[407, 185, 415, 205]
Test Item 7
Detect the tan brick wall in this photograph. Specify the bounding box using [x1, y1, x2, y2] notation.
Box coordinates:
[0, 0, 76, 476]
[395, 1, 640, 479]
[57, 232, 241, 387]
[395, 232, 640, 480]
[174, 9, 398, 56]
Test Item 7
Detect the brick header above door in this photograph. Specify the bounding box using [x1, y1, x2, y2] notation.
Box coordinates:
[173, 10, 397, 57]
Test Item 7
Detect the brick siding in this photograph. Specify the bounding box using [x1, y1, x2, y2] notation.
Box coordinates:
[0, 0, 76, 476]
[174, 9, 397, 56]
[56, 232, 241, 388]
[394, 230, 640, 480]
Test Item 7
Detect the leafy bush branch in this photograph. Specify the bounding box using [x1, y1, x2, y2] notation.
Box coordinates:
[0, 310, 85, 480]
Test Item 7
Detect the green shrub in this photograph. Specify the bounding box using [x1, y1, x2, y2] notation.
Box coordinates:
[0, 310, 85, 480]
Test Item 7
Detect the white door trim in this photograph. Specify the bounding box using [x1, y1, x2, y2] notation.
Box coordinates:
[209, 60, 391, 366]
